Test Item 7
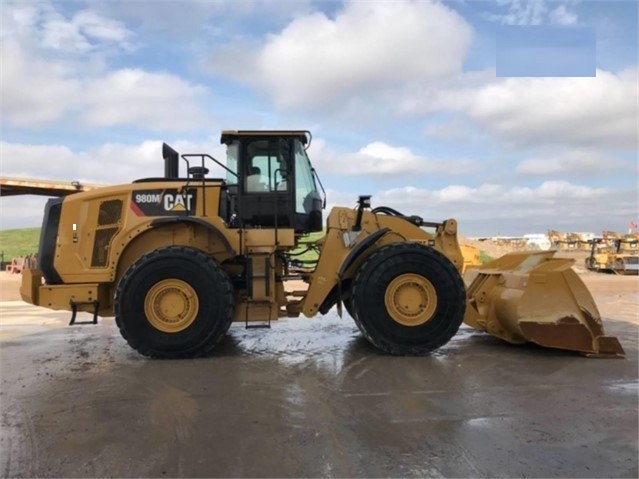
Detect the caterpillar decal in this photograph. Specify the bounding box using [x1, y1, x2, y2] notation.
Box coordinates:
[131, 189, 196, 216]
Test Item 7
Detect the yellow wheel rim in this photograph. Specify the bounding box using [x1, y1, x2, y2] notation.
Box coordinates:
[384, 273, 437, 327]
[144, 279, 199, 333]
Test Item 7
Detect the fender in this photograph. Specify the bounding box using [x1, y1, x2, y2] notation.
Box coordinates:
[337, 227, 390, 279]
[317, 228, 391, 316]
[150, 216, 235, 255]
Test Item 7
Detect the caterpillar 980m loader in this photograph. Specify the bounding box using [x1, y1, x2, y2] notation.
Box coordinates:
[20, 131, 624, 358]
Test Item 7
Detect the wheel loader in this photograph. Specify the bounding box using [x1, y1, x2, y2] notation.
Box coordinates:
[20, 131, 624, 358]
[586, 233, 639, 275]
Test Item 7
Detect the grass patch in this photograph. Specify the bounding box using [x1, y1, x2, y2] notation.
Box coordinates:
[480, 250, 493, 264]
[0, 228, 41, 262]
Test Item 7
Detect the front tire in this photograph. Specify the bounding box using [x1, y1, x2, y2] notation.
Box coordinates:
[351, 242, 465, 355]
[114, 246, 233, 358]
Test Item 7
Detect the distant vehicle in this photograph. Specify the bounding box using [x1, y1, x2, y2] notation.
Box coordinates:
[585, 235, 639, 275]
[523, 234, 551, 250]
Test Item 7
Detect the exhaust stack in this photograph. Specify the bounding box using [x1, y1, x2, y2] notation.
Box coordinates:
[163, 142, 179, 179]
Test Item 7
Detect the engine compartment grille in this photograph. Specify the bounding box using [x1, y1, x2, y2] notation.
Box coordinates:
[92, 199, 123, 267]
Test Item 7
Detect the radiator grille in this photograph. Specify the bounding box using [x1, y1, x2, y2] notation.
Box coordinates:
[98, 199, 123, 226]
[92, 227, 118, 267]
[91, 199, 123, 267]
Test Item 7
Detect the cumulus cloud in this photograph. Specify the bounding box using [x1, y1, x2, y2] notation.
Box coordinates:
[467, 69, 637, 149]
[402, 68, 638, 150]
[0, 3, 208, 130]
[370, 180, 635, 235]
[0, 139, 226, 185]
[207, 0, 633, 151]
[0, 42, 209, 129]
[209, 0, 472, 110]
[309, 138, 480, 178]
[1, 41, 81, 125]
[81, 69, 207, 130]
[515, 150, 628, 176]
[1, 1, 133, 53]
[380, 181, 607, 206]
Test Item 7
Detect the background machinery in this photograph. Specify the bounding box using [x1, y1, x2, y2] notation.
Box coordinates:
[20, 131, 624, 358]
[586, 232, 639, 275]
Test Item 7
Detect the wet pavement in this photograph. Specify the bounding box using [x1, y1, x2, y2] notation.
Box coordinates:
[1, 301, 637, 478]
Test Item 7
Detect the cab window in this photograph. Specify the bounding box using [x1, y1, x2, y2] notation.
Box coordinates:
[294, 139, 317, 213]
[245, 139, 290, 193]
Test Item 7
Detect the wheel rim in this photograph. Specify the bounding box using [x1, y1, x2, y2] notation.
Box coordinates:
[384, 273, 437, 327]
[144, 279, 199, 333]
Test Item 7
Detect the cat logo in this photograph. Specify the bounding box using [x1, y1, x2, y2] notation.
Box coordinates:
[164, 193, 194, 212]
[131, 188, 197, 217]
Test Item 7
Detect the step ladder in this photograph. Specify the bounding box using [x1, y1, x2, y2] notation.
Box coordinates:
[245, 253, 272, 329]
[69, 300, 99, 325]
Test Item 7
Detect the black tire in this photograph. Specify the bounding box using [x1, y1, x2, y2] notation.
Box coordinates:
[114, 246, 233, 358]
[351, 242, 465, 355]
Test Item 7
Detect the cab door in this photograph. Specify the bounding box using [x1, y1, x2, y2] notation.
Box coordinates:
[238, 137, 294, 229]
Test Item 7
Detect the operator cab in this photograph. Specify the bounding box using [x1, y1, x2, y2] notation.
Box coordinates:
[221, 130, 324, 233]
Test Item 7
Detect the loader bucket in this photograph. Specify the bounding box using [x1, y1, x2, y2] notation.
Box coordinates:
[464, 251, 625, 357]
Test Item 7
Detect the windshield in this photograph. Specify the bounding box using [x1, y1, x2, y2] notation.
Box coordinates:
[294, 139, 320, 214]
[225, 141, 239, 184]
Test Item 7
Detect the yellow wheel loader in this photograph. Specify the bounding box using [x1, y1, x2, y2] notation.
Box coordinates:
[585, 238, 614, 273]
[20, 131, 624, 358]
[585, 233, 639, 275]
[608, 236, 639, 275]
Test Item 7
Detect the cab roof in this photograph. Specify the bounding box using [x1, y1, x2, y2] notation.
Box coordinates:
[220, 130, 310, 144]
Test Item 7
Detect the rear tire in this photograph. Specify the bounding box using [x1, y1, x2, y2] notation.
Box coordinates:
[351, 242, 465, 355]
[114, 246, 233, 358]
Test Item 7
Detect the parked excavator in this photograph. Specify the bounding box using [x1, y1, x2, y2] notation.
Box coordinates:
[20, 131, 624, 358]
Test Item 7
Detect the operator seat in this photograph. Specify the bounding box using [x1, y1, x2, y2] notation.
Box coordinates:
[246, 166, 266, 192]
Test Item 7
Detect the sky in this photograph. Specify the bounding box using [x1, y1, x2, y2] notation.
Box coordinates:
[0, 0, 637, 236]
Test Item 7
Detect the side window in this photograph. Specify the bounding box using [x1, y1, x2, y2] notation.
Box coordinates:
[245, 139, 290, 193]
[294, 140, 316, 213]
[225, 142, 239, 185]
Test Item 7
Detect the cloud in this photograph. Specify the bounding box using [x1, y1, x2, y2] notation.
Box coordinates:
[370, 180, 635, 235]
[0, 196, 52, 230]
[1, 140, 635, 236]
[81, 69, 207, 130]
[1, 1, 133, 54]
[549, 5, 578, 26]
[515, 150, 628, 176]
[209, 0, 472, 110]
[0, 3, 208, 131]
[0, 41, 209, 130]
[380, 181, 607, 206]
[0, 139, 226, 185]
[467, 69, 638, 149]
[1, 41, 81, 125]
[402, 68, 638, 150]
[486, 0, 578, 26]
[309, 138, 480, 179]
